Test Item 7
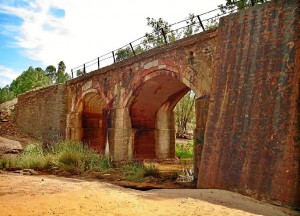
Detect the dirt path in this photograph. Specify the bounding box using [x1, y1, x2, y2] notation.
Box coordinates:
[0, 172, 297, 216]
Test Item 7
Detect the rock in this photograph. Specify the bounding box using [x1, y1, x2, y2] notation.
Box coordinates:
[22, 169, 38, 175]
[0, 136, 23, 156]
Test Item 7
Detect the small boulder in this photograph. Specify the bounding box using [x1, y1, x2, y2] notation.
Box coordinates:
[0, 136, 23, 156]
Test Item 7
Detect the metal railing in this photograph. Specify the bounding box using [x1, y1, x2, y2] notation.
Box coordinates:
[70, 0, 266, 79]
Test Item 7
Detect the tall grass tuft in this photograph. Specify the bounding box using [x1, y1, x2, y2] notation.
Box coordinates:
[0, 141, 112, 174]
[0, 156, 17, 169]
[18, 143, 52, 170]
[121, 162, 160, 182]
[51, 141, 112, 174]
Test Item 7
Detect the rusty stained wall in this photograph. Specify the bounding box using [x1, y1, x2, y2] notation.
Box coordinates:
[66, 31, 217, 161]
[198, 0, 300, 207]
[15, 84, 67, 144]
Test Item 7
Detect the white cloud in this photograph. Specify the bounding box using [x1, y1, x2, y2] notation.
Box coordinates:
[0, 65, 20, 87]
[0, 0, 225, 73]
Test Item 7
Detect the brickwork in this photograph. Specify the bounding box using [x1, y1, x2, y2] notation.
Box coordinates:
[13, 0, 300, 207]
[198, 0, 300, 207]
[65, 30, 217, 161]
[15, 84, 67, 144]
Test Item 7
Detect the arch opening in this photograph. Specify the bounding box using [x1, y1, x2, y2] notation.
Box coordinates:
[128, 74, 196, 160]
[81, 93, 108, 152]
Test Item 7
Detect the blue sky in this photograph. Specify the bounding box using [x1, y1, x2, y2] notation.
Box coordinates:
[0, 0, 224, 88]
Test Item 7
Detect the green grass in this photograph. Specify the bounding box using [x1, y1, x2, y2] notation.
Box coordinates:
[0, 141, 162, 182]
[0, 141, 112, 174]
[176, 141, 194, 159]
[121, 162, 160, 182]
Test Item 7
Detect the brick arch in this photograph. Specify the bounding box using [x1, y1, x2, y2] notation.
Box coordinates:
[121, 69, 206, 159]
[81, 92, 108, 152]
[122, 69, 205, 108]
[69, 88, 109, 153]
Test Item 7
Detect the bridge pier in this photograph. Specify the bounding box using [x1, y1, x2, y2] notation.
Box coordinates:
[155, 107, 176, 159]
[108, 108, 132, 161]
[193, 97, 209, 179]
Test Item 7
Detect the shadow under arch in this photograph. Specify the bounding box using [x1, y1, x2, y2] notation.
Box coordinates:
[123, 70, 207, 160]
[76, 92, 108, 152]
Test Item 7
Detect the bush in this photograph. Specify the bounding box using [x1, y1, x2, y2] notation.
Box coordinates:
[176, 141, 194, 159]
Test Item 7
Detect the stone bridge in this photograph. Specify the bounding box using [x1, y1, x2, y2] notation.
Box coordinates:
[15, 1, 299, 207]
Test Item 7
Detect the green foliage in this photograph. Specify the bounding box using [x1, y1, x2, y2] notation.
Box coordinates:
[45, 65, 57, 83]
[219, 0, 269, 13]
[56, 61, 70, 84]
[174, 91, 195, 136]
[10, 66, 51, 96]
[0, 60, 70, 104]
[143, 163, 160, 178]
[17, 143, 52, 170]
[121, 162, 145, 182]
[116, 47, 134, 62]
[176, 141, 194, 159]
[0, 156, 17, 169]
[76, 69, 85, 77]
[121, 162, 160, 182]
[114, 14, 199, 62]
[0, 141, 112, 173]
[51, 141, 112, 173]
[0, 86, 15, 104]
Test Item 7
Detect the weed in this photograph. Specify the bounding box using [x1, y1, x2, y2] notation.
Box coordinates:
[143, 163, 160, 178]
[121, 162, 161, 182]
[0, 156, 17, 169]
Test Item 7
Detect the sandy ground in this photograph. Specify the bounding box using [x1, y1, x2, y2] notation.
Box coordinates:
[0, 172, 297, 216]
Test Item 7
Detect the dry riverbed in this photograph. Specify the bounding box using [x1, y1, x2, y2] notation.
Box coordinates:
[0, 172, 298, 216]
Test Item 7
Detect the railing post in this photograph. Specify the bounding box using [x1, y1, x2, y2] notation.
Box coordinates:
[197, 15, 205, 32]
[83, 64, 86, 74]
[112, 51, 116, 63]
[160, 28, 168, 45]
[97, 57, 100, 69]
[71, 69, 74, 79]
[129, 43, 136, 56]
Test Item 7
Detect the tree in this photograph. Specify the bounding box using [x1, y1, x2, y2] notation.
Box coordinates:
[0, 60, 69, 104]
[46, 61, 70, 84]
[45, 65, 57, 83]
[115, 14, 199, 62]
[56, 61, 70, 84]
[174, 91, 196, 137]
[116, 47, 134, 62]
[0, 86, 15, 104]
[76, 69, 85, 77]
[10, 66, 50, 96]
[219, 0, 268, 13]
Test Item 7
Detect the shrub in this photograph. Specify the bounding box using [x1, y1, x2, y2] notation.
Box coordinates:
[176, 141, 194, 159]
